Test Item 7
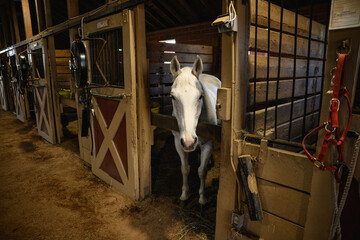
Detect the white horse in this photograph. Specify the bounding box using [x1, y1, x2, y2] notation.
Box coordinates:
[170, 55, 221, 205]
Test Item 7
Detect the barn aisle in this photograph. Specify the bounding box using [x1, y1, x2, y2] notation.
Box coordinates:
[0, 110, 212, 240]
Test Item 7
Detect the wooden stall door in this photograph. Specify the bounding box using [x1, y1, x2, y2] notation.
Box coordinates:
[84, 10, 139, 200]
[13, 82, 27, 122]
[0, 74, 7, 110]
[8, 53, 27, 122]
[30, 40, 56, 144]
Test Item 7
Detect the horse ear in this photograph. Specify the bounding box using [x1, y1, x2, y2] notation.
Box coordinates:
[170, 56, 180, 77]
[192, 55, 203, 78]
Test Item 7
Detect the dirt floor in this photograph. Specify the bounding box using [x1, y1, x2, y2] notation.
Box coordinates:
[0, 110, 219, 240]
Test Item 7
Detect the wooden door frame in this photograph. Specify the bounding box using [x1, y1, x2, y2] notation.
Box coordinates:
[29, 39, 57, 144]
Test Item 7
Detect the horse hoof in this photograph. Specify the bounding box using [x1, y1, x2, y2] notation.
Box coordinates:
[199, 197, 207, 205]
[180, 194, 189, 201]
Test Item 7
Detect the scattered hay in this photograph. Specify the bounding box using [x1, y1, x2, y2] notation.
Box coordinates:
[175, 206, 215, 240]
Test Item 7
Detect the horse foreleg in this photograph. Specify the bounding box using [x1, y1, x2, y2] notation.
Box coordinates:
[174, 132, 190, 201]
[198, 141, 213, 205]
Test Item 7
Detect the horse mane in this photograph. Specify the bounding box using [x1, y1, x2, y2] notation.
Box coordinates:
[199, 74, 221, 125]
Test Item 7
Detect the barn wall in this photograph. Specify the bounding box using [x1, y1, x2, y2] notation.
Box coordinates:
[146, 21, 221, 77]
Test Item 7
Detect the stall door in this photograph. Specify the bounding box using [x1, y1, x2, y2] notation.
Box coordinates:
[84, 9, 139, 200]
[0, 73, 6, 110]
[8, 54, 26, 121]
[13, 82, 27, 122]
[31, 40, 56, 144]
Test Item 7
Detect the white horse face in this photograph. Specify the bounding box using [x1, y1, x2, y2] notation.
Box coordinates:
[170, 56, 204, 152]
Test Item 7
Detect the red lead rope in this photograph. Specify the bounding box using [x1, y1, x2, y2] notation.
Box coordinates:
[302, 53, 352, 174]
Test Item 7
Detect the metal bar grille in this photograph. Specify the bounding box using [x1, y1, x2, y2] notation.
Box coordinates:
[263, 0, 271, 137]
[288, 0, 299, 141]
[252, 0, 258, 133]
[274, 0, 284, 139]
[247, 0, 331, 148]
[89, 28, 124, 87]
[302, 0, 314, 138]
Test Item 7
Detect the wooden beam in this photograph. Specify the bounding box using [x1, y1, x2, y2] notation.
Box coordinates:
[43, 0, 63, 142]
[0, 0, 145, 54]
[21, 0, 33, 39]
[35, 0, 45, 32]
[215, 0, 250, 238]
[66, 0, 79, 43]
[135, 4, 151, 199]
[10, 1, 20, 42]
[151, 113, 221, 142]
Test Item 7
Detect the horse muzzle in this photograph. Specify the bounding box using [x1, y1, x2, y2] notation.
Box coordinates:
[180, 137, 198, 152]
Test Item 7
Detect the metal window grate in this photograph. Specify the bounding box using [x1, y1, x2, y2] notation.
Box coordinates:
[32, 48, 45, 79]
[89, 28, 124, 87]
[248, 0, 331, 145]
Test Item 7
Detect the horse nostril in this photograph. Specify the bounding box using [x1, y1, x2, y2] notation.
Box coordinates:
[194, 137, 198, 145]
[180, 138, 185, 147]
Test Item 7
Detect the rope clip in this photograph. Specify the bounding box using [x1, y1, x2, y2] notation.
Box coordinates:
[329, 98, 340, 112]
[325, 122, 337, 133]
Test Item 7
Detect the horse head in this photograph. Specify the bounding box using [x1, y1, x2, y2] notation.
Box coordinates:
[170, 55, 204, 152]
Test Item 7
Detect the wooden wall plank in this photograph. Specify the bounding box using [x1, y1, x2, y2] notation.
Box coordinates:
[248, 77, 322, 105]
[147, 52, 213, 63]
[149, 62, 213, 74]
[236, 140, 314, 192]
[256, 178, 309, 226]
[249, 26, 325, 59]
[55, 49, 70, 57]
[149, 74, 173, 85]
[250, 0, 326, 42]
[151, 113, 221, 142]
[147, 42, 213, 54]
[56, 65, 71, 74]
[247, 94, 321, 131]
[149, 85, 171, 96]
[244, 209, 304, 240]
[55, 57, 70, 66]
[249, 55, 323, 79]
[261, 112, 319, 140]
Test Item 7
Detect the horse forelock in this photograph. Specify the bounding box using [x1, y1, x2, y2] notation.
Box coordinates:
[172, 67, 203, 94]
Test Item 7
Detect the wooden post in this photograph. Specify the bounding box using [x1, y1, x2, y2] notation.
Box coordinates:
[135, 4, 152, 199]
[66, 0, 79, 42]
[0, 8, 11, 46]
[66, 0, 79, 95]
[35, 0, 45, 32]
[215, 0, 250, 238]
[43, 0, 63, 143]
[9, 1, 20, 43]
[21, 0, 33, 39]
